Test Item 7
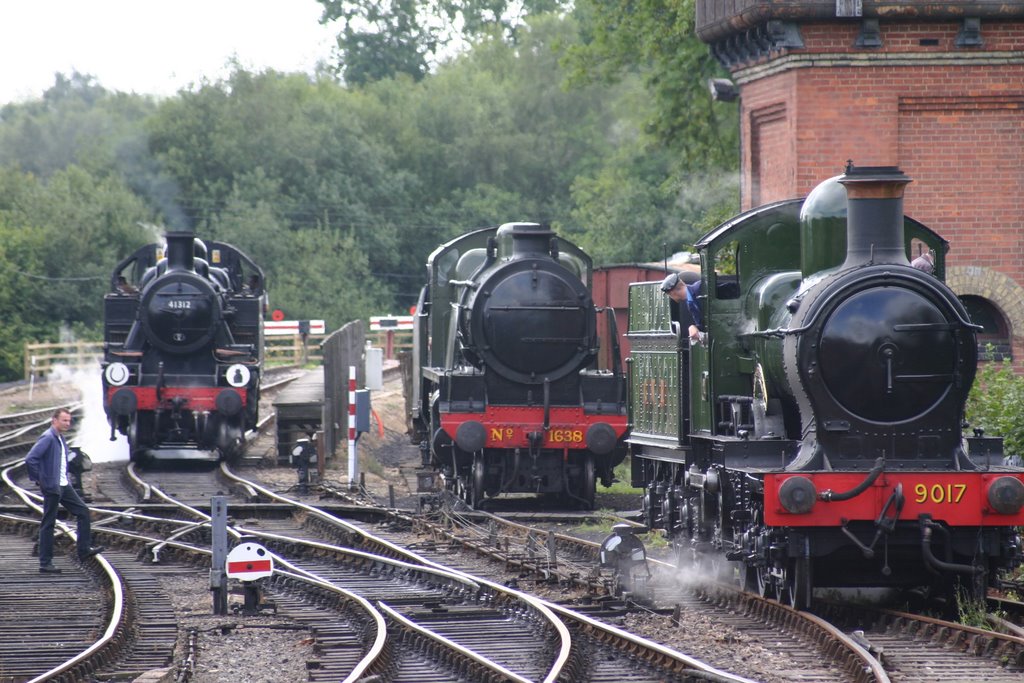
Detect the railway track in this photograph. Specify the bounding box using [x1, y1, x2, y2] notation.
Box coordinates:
[1, 456, 743, 681]
[3, 433, 1023, 681]
[820, 601, 1024, 682]
[0, 516, 116, 682]
[301, 477, 1024, 682]
[0, 455, 136, 683]
[297, 487, 886, 683]
[0, 402, 82, 459]
[220, 464, 755, 681]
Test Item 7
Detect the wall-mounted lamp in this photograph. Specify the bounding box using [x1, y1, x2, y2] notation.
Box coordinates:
[708, 78, 739, 102]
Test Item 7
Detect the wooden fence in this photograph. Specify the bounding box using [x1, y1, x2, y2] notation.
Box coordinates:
[367, 329, 413, 359]
[264, 334, 326, 366]
[23, 325, 411, 379]
[24, 341, 104, 379]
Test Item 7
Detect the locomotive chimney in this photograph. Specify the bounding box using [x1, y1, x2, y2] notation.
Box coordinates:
[499, 222, 555, 258]
[164, 231, 196, 272]
[838, 163, 912, 269]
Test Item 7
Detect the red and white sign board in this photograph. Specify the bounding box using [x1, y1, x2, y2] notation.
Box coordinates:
[264, 320, 326, 336]
[370, 315, 414, 331]
[225, 542, 274, 581]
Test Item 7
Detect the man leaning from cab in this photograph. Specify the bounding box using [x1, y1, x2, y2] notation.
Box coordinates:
[660, 272, 703, 343]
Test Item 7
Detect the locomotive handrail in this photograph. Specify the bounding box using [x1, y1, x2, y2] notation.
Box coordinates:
[747, 269, 984, 340]
[818, 457, 884, 501]
[605, 307, 623, 378]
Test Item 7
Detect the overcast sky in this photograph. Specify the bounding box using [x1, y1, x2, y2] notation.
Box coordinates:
[0, 1, 338, 105]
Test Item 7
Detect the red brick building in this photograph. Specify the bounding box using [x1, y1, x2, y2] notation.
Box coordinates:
[696, 1, 1024, 364]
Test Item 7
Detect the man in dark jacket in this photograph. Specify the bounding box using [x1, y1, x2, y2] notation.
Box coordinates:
[660, 272, 703, 342]
[25, 408, 103, 573]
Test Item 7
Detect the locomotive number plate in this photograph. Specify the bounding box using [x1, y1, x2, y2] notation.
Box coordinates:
[168, 300, 192, 309]
[549, 429, 584, 444]
[913, 482, 968, 505]
[490, 427, 516, 442]
[487, 427, 585, 444]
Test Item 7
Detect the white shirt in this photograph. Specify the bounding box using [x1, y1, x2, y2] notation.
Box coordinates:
[57, 431, 69, 487]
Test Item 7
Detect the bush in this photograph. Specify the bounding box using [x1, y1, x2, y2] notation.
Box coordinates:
[965, 352, 1024, 458]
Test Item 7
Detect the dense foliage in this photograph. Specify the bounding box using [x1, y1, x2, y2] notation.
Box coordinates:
[965, 354, 1024, 459]
[0, 7, 739, 382]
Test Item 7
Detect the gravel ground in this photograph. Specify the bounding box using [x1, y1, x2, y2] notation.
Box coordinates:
[158, 573, 314, 683]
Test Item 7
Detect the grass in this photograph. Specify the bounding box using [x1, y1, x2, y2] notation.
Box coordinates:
[956, 593, 995, 630]
[573, 509, 621, 536]
[597, 458, 643, 494]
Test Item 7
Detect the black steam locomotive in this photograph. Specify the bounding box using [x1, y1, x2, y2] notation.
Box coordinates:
[627, 164, 1024, 608]
[410, 223, 628, 508]
[101, 230, 266, 462]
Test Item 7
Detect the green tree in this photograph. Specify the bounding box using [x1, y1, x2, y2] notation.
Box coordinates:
[561, 0, 741, 259]
[321, 0, 433, 84]
[358, 15, 630, 226]
[0, 166, 153, 379]
[317, 0, 572, 84]
[272, 226, 389, 326]
[146, 70, 414, 275]
[0, 72, 157, 181]
[204, 170, 392, 329]
[565, 0, 737, 169]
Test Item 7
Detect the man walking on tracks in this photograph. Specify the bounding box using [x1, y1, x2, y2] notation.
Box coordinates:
[25, 408, 103, 573]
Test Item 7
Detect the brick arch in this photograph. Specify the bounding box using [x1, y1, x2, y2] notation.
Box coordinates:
[946, 266, 1024, 361]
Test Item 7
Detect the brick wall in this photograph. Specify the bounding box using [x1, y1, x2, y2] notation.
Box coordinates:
[725, 18, 1024, 366]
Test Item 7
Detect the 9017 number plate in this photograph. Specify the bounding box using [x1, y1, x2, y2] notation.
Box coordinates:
[913, 482, 967, 504]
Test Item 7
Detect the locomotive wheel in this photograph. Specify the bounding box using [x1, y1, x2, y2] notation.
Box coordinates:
[743, 561, 763, 594]
[470, 454, 486, 507]
[783, 557, 813, 609]
[578, 455, 596, 510]
[758, 567, 775, 599]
